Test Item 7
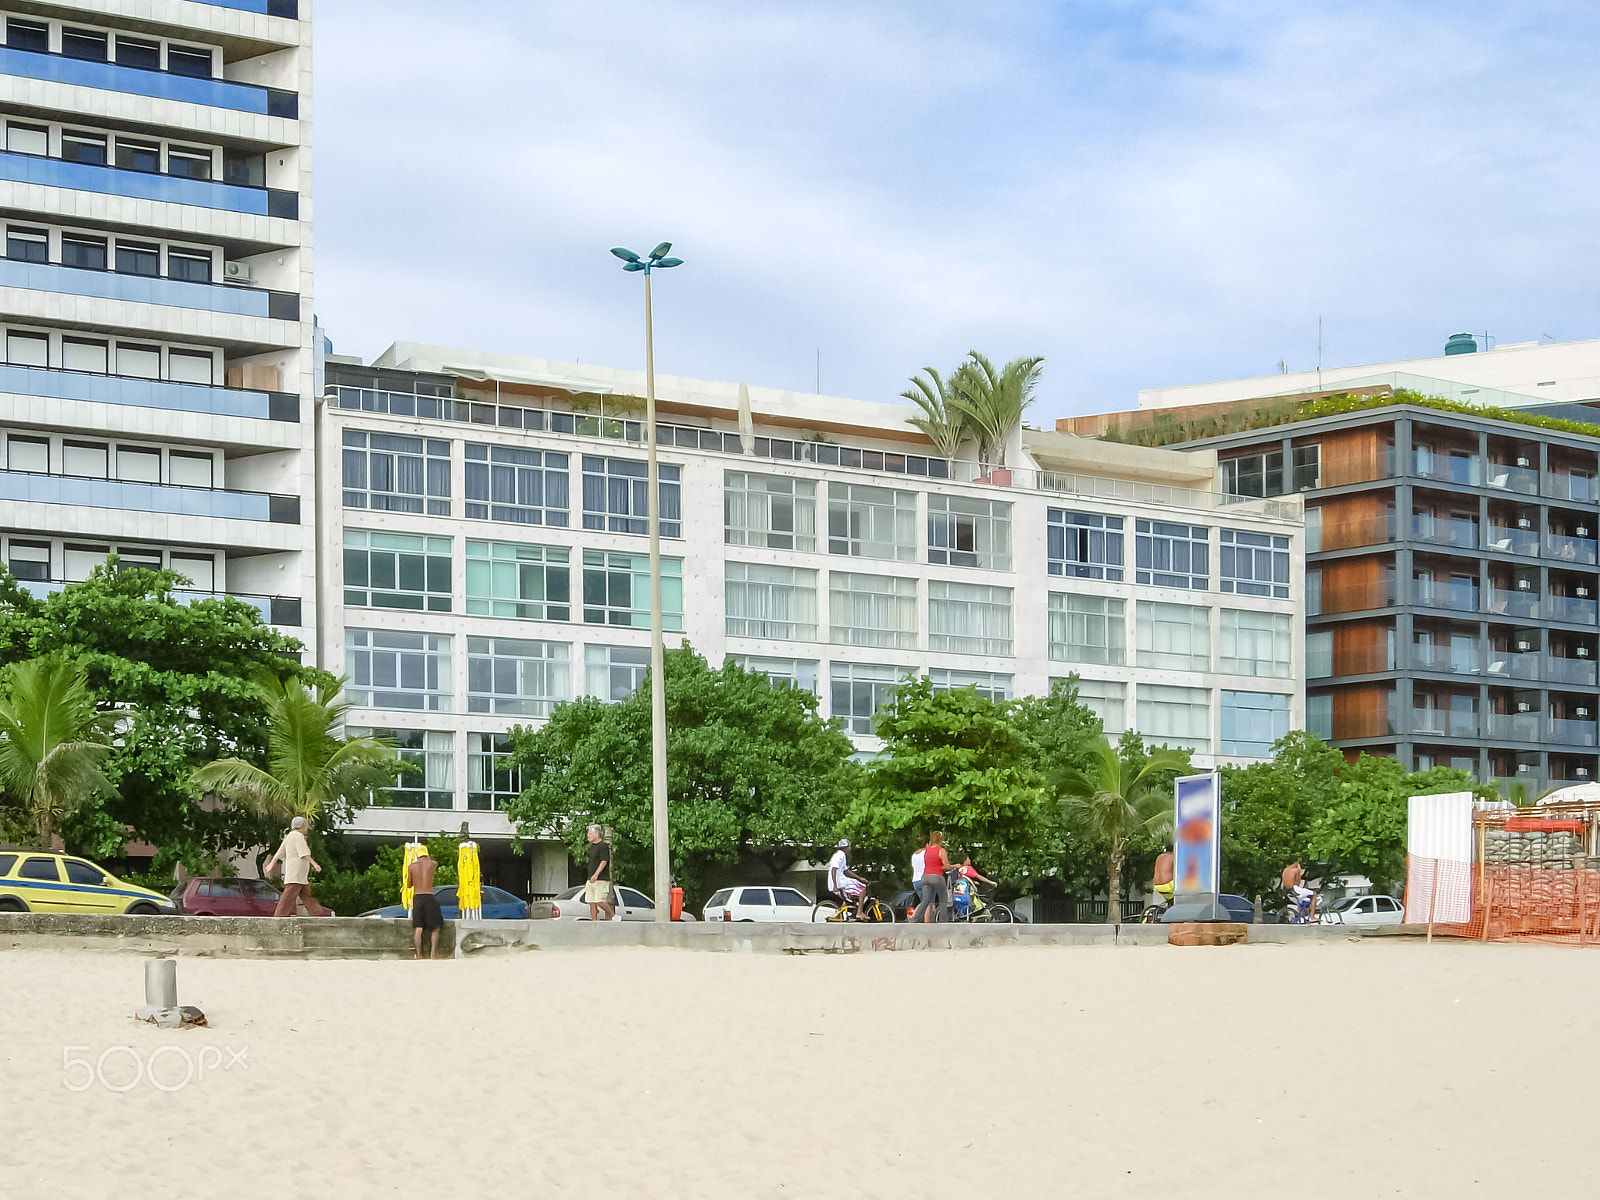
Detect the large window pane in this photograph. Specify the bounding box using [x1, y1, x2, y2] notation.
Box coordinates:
[1135, 520, 1209, 590]
[927, 668, 1011, 702]
[1071, 678, 1127, 733]
[1137, 684, 1211, 752]
[1136, 601, 1211, 671]
[828, 483, 915, 561]
[581, 455, 679, 537]
[343, 530, 452, 613]
[582, 550, 683, 630]
[1047, 510, 1124, 580]
[343, 430, 450, 516]
[724, 471, 816, 551]
[345, 629, 452, 712]
[1221, 691, 1290, 756]
[829, 662, 903, 735]
[351, 728, 454, 809]
[466, 636, 570, 717]
[927, 495, 1011, 570]
[465, 443, 569, 526]
[1048, 593, 1126, 666]
[584, 644, 651, 701]
[725, 562, 818, 641]
[928, 581, 1012, 656]
[829, 571, 917, 649]
[1220, 530, 1290, 598]
[464, 540, 570, 621]
[728, 655, 819, 694]
[1219, 609, 1292, 678]
[467, 733, 522, 811]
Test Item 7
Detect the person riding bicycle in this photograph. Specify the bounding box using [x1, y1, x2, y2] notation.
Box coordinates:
[826, 838, 869, 919]
[1152, 847, 1175, 909]
[1282, 860, 1314, 920]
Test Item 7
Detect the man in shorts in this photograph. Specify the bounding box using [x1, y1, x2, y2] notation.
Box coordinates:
[585, 824, 615, 921]
[408, 847, 444, 960]
[1152, 846, 1175, 910]
[826, 838, 868, 918]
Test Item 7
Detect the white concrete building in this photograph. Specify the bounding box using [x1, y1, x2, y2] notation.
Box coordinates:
[320, 342, 1307, 897]
[0, 2, 315, 639]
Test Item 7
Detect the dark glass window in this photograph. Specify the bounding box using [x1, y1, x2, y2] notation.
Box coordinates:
[738, 888, 772, 906]
[18, 856, 60, 882]
[114, 139, 160, 174]
[62, 234, 107, 271]
[166, 45, 213, 78]
[115, 241, 160, 276]
[62, 132, 106, 166]
[168, 250, 212, 283]
[61, 28, 108, 62]
[223, 150, 265, 187]
[1047, 510, 1125, 580]
[6, 227, 47, 263]
[167, 146, 212, 181]
[115, 37, 160, 70]
[5, 20, 48, 53]
[7, 540, 50, 582]
[0, 853, 15, 876]
[64, 860, 107, 886]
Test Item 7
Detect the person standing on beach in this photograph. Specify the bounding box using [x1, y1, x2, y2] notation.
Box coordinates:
[585, 824, 615, 921]
[264, 816, 328, 917]
[913, 832, 952, 923]
[910, 843, 927, 917]
[408, 848, 444, 959]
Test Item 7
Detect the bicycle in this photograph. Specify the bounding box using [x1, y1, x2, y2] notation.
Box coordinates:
[813, 886, 897, 923]
[950, 875, 1013, 923]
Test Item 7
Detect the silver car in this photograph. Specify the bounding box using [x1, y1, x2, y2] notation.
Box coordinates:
[529, 884, 695, 921]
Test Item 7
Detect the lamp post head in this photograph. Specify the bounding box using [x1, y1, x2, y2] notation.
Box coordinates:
[623, 261, 646, 272]
[649, 242, 673, 260]
[654, 257, 683, 268]
[613, 243, 683, 274]
[610, 246, 642, 263]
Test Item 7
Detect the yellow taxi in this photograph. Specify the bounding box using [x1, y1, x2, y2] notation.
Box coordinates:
[0, 848, 173, 915]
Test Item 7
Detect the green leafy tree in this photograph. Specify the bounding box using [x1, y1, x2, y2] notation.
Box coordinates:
[836, 676, 1055, 885]
[1220, 730, 1346, 899]
[192, 672, 398, 822]
[902, 366, 971, 462]
[506, 647, 853, 904]
[947, 350, 1045, 470]
[0, 653, 116, 845]
[1054, 732, 1190, 922]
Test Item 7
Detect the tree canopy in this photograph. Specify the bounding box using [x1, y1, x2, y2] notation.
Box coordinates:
[1219, 730, 1346, 899]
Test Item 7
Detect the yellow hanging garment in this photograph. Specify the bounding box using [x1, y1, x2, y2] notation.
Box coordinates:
[400, 842, 423, 912]
[457, 842, 482, 914]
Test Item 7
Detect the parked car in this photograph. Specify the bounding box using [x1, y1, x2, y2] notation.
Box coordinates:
[1156, 893, 1258, 923]
[529, 884, 696, 921]
[169, 876, 315, 917]
[703, 885, 828, 922]
[1319, 894, 1405, 927]
[360, 885, 531, 921]
[0, 849, 174, 915]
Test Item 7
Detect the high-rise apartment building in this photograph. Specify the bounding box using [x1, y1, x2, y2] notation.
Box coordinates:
[321, 342, 1306, 896]
[0, 2, 315, 639]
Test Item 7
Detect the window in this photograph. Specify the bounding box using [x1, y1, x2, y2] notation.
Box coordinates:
[168, 248, 212, 284]
[342, 430, 450, 516]
[1137, 684, 1211, 752]
[729, 655, 819, 693]
[167, 349, 213, 384]
[7, 332, 46, 367]
[466, 637, 570, 717]
[1220, 530, 1290, 598]
[724, 471, 816, 551]
[7, 436, 47, 472]
[739, 888, 772, 906]
[1073, 678, 1127, 733]
[829, 571, 917, 649]
[167, 451, 213, 487]
[343, 530, 452, 612]
[465, 541, 570, 621]
[64, 544, 110, 581]
[581, 455, 680, 537]
[170, 553, 214, 590]
[5, 123, 46, 155]
[166, 45, 214, 78]
[1221, 450, 1282, 499]
[7, 226, 46, 263]
[167, 146, 213, 182]
[582, 550, 683, 630]
[62, 131, 106, 166]
[115, 36, 160, 70]
[62, 441, 108, 477]
[224, 149, 265, 187]
[6, 20, 48, 53]
[828, 483, 916, 561]
[1220, 610, 1292, 678]
[1047, 510, 1124, 580]
[117, 344, 160, 379]
[61, 27, 108, 62]
[62, 233, 107, 271]
[773, 889, 811, 908]
[345, 629, 452, 712]
[114, 140, 160, 175]
[585, 645, 651, 701]
[116, 547, 161, 573]
[1135, 520, 1209, 589]
[928, 581, 1012, 656]
[18, 856, 59, 881]
[352, 728, 453, 809]
[1136, 601, 1211, 671]
[62, 338, 108, 373]
[830, 663, 902, 735]
[116, 446, 160, 482]
[1221, 691, 1290, 757]
[8, 540, 49, 581]
[1048, 593, 1126, 665]
[927, 495, 1012, 569]
[465, 443, 569, 526]
[928, 668, 1012, 702]
[468, 734, 521, 811]
[115, 240, 161, 276]
[725, 563, 818, 641]
[64, 859, 107, 886]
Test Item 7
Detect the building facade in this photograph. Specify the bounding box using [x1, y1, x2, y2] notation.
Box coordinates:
[0, 2, 315, 640]
[321, 342, 1306, 895]
[1186, 402, 1600, 795]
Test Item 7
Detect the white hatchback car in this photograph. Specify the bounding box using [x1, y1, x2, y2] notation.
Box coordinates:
[530, 884, 695, 921]
[1319, 894, 1405, 927]
[703, 885, 827, 922]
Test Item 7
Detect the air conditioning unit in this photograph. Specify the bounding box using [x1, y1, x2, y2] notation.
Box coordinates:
[223, 260, 253, 284]
[1517, 517, 1533, 530]
[1517, 702, 1532, 713]
[1516, 640, 1533, 652]
[1580, 646, 1593, 659]
[1579, 707, 1591, 718]
[1578, 767, 1592, 778]
[1516, 456, 1531, 468]
[1517, 578, 1532, 590]
[1579, 527, 1592, 538]
[1580, 587, 1592, 599]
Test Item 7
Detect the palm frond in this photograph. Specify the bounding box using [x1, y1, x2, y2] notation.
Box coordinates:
[902, 366, 969, 461]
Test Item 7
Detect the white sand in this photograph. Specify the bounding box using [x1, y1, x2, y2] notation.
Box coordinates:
[1, 939, 1593, 1198]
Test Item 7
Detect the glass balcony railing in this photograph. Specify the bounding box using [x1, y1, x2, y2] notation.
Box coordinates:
[0, 149, 298, 219]
[1486, 463, 1539, 495]
[1546, 594, 1599, 625]
[1413, 452, 1480, 487]
[1485, 712, 1540, 741]
[1412, 586, 1480, 613]
[0, 47, 297, 118]
[1545, 534, 1599, 565]
[1544, 472, 1599, 504]
[1410, 642, 1481, 675]
[1547, 657, 1599, 687]
[1549, 718, 1600, 748]
[18, 579, 300, 624]
[1485, 525, 1539, 556]
[0, 361, 296, 421]
[1492, 775, 1545, 799]
[1485, 652, 1541, 681]
[0, 470, 298, 523]
[1487, 588, 1540, 619]
[1411, 516, 1479, 550]
[0, 259, 297, 320]
[1416, 709, 1482, 738]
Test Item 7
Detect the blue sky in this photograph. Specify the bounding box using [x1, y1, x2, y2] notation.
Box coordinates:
[314, 2, 1599, 423]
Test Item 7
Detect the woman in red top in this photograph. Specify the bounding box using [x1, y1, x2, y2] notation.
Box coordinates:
[914, 832, 953, 923]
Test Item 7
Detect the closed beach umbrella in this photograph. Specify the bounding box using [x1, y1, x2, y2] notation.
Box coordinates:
[458, 840, 482, 919]
[401, 841, 423, 915]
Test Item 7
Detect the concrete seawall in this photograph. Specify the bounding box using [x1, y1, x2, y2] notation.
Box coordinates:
[0, 913, 1401, 959]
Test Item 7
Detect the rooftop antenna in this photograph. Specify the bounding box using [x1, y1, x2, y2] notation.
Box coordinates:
[1277, 358, 1288, 374]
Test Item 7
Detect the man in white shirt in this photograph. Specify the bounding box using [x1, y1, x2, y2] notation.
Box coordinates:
[265, 816, 327, 917]
[910, 845, 927, 916]
[826, 839, 868, 918]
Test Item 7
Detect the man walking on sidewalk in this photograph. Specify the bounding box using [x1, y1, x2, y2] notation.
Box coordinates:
[265, 816, 328, 916]
[585, 824, 616, 921]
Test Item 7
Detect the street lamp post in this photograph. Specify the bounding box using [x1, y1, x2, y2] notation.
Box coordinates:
[610, 241, 682, 923]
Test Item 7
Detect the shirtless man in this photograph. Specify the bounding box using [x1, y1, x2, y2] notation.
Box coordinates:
[1282, 861, 1313, 918]
[408, 848, 444, 959]
[1152, 847, 1175, 908]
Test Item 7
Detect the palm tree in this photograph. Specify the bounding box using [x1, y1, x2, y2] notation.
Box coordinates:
[902, 366, 970, 463]
[1054, 736, 1189, 923]
[192, 673, 398, 821]
[947, 350, 1045, 471]
[0, 653, 117, 846]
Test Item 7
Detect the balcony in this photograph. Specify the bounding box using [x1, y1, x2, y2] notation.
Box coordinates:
[1491, 775, 1545, 799]
[1416, 709, 1481, 739]
[0, 46, 297, 119]
[1411, 515, 1479, 551]
[0, 469, 298, 523]
[1487, 588, 1540, 619]
[1546, 594, 1599, 625]
[1410, 640, 1480, 675]
[0, 149, 297, 219]
[1485, 652, 1540, 681]
[1545, 533, 1599, 566]
[1545, 472, 1599, 504]
[1486, 463, 1539, 495]
[19, 579, 300, 624]
[0, 361, 295, 421]
[1485, 712, 1540, 741]
[1547, 657, 1599, 687]
[1412, 584, 1479, 614]
[0, 259, 298, 321]
[1549, 718, 1600, 748]
[1485, 525, 1539, 557]
[1413, 451, 1479, 487]
[205, 0, 299, 14]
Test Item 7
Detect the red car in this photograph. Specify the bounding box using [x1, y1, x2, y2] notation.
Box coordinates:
[169, 877, 328, 917]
